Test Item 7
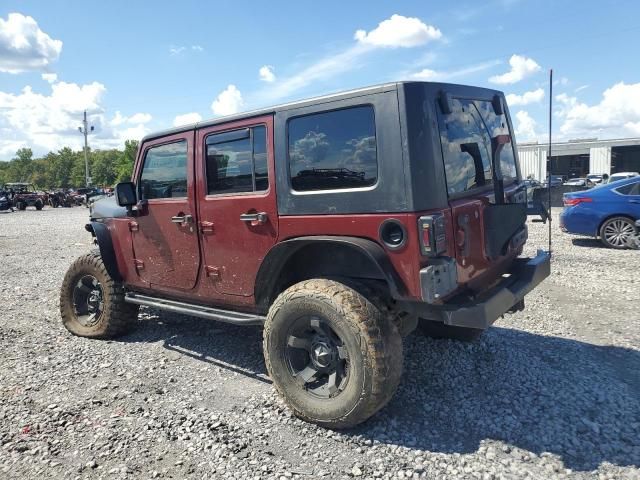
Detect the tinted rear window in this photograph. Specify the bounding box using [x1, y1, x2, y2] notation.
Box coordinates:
[437, 98, 518, 196]
[437, 99, 493, 195]
[288, 106, 377, 191]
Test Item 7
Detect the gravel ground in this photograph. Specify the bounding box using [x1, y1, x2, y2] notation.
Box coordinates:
[0, 206, 638, 480]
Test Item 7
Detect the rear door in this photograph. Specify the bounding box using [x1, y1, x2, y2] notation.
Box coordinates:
[436, 96, 523, 287]
[131, 132, 201, 290]
[196, 115, 278, 297]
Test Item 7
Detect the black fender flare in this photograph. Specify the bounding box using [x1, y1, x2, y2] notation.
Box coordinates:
[254, 236, 407, 309]
[86, 221, 123, 282]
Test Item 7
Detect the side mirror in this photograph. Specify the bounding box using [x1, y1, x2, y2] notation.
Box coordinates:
[115, 182, 137, 207]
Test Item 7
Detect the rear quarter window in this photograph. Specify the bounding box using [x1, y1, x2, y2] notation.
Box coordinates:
[288, 106, 377, 192]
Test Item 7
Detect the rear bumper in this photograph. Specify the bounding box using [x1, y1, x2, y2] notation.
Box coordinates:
[407, 250, 551, 329]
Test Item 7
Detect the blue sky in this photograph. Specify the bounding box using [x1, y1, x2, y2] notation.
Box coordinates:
[1, 0, 639, 158]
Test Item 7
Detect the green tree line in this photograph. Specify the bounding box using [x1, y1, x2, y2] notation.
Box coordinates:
[0, 140, 139, 189]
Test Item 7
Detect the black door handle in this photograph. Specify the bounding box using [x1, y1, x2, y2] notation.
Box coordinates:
[240, 212, 268, 224]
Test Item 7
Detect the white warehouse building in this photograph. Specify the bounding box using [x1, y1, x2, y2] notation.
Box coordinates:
[517, 137, 640, 181]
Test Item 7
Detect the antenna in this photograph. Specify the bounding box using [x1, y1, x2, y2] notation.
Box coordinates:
[547, 69, 553, 254]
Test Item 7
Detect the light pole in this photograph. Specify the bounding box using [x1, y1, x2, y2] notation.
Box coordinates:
[78, 111, 94, 187]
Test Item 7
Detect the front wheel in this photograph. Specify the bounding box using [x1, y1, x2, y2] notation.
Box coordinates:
[60, 252, 138, 338]
[263, 279, 403, 429]
[35, 200, 43, 210]
[600, 216, 636, 249]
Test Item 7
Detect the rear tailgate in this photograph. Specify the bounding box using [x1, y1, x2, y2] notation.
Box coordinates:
[435, 94, 527, 291]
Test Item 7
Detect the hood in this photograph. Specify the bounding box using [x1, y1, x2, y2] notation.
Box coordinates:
[89, 196, 127, 220]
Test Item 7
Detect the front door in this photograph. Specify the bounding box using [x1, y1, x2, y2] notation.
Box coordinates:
[131, 132, 200, 290]
[196, 115, 278, 297]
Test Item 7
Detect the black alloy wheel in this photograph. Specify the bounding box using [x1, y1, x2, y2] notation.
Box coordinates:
[72, 274, 104, 327]
[284, 315, 350, 399]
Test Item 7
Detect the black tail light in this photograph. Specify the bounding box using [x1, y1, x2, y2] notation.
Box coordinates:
[418, 214, 446, 256]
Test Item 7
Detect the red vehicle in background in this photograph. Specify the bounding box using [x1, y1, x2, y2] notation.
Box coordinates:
[59, 82, 550, 428]
[3, 183, 46, 210]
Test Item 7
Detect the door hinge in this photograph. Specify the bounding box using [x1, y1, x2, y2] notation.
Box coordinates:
[134, 259, 144, 270]
[128, 221, 139, 232]
[205, 265, 220, 278]
[199, 221, 214, 233]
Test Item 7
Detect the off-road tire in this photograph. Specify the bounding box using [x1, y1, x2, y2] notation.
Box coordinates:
[418, 318, 484, 342]
[599, 216, 636, 249]
[264, 279, 403, 429]
[35, 200, 43, 210]
[60, 251, 138, 338]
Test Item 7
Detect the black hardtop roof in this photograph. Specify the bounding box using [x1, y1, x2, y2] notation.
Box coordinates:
[141, 81, 505, 143]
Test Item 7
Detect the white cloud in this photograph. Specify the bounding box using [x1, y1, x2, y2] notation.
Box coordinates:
[41, 72, 57, 83]
[173, 112, 202, 126]
[489, 54, 541, 85]
[211, 84, 243, 116]
[169, 46, 185, 56]
[0, 13, 63, 74]
[255, 14, 443, 104]
[259, 65, 276, 83]
[170, 44, 204, 56]
[514, 110, 538, 141]
[0, 80, 151, 156]
[557, 82, 640, 139]
[354, 14, 442, 48]
[127, 112, 152, 124]
[506, 88, 544, 106]
[408, 60, 501, 81]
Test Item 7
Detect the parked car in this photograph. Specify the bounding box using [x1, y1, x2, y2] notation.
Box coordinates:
[0, 192, 13, 212]
[561, 177, 640, 248]
[542, 175, 564, 188]
[607, 171, 639, 183]
[563, 177, 587, 187]
[586, 173, 604, 185]
[59, 81, 550, 428]
[3, 183, 46, 210]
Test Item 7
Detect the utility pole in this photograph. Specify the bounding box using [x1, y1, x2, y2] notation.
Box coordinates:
[78, 111, 94, 187]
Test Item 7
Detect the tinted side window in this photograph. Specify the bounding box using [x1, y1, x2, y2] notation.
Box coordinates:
[474, 100, 518, 181]
[288, 106, 377, 191]
[206, 126, 268, 194]
[140, 141, 188, 199]
[437, 99, 492, 195]
[616, 181, 640, 195]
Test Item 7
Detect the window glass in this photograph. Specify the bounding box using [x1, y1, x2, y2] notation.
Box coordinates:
[616, 181, 640, 195]
[437, 99, 493, 195]
[253, 126, 269, 191]
[140, 141, 188, 199]
[206, 126, 268, 194]
[474, 100, 518, 181]
[288, 106, 377, 191]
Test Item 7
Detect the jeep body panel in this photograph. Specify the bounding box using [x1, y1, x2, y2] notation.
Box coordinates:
[129, 131, 200, 292]
[92, 81, 544, 327]
[195, 114, 278, 297]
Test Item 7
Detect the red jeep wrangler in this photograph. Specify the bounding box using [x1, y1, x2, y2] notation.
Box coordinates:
[60, 82, 550, 428]
[4, 183, 46, 210]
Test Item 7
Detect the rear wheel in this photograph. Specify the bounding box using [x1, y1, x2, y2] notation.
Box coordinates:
[60, 252, 138, 338]
[418, 318, 484, 342]
[264, 279, 403, 428]
[35, 199, 43, 210]
[600, 216, 636, 249]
